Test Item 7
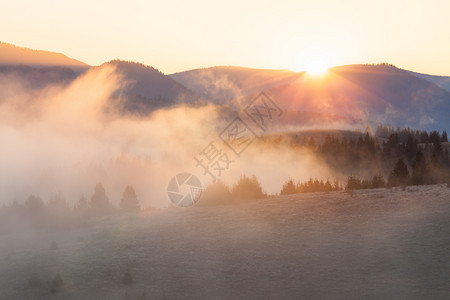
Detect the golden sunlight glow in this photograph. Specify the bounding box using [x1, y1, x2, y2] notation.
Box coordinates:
[1, 0, 450, 74]
[304, 59, 329, 75]
[291, 49, 331, 75]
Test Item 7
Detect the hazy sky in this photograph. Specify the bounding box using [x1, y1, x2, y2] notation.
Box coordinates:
[1, 0, 449, 75]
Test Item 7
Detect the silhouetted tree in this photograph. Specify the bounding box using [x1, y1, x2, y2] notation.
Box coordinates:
[280, 179, 296, 195]
[119, 185, 140, 212]
[199, 180, 232, 205]
[333, 179, 341, 191]
[324, 179, 333, 192]
[371, 174, 386, 188]
[24, 195, 45, 224]
[405, 133, 418, 163]
[411, 150, 428, 185]
[308, 137, 316, 149]
[420, 131, 429, 143]
[75, 196, 88, 210]
[443, 149, 450, 167]
[231, 175, 265, 200]
[47, 193, 68, 211]
[90, 182, 112, 212]
[346, 175, 361, 190]
[389, 158, 409, 187]
[429, 154, 447, 183]
[429, 130, 442, 155]
[24, 195, 44, 213]
[361, 179, 371, 189]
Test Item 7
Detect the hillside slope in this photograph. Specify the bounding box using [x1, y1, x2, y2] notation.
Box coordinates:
[170, 66, 301, 104]
[104, 60, 198, 114]
[0, 42, 89, 73]
[1, 185, 449, 299]
[172, 64, 450, 130]
[1, 42, 449, 129]
[0, 65, 77, 101]
[408, 70, 450, 93]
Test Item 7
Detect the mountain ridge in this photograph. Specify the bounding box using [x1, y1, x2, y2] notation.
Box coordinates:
[1, 42, 449, 130]
[100, 60, 198, 114]
[0, 42, 89, 73]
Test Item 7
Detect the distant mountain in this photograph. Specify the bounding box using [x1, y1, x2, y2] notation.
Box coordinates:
[0, 65, 77, 101]
[0, 54, 197, 114]
[323, 64, 450, 130]
[0, 42, 89, 73]
[171, 64, 450, 131]
[99, 60, 198, 114]
[1, 42, 449, 130]
[0, 43, 197, 114]
[170, 66, 301, 104]
[408, 71, 450, 93]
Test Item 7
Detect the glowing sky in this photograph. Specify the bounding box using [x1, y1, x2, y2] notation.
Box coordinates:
[1, 0, 449, 75]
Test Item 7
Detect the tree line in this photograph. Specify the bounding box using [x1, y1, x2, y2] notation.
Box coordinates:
[194, 126, 450, 204]
[0, 183, 141, 233]
[275, 126, 450, 195]
[2, 126, 449, 213]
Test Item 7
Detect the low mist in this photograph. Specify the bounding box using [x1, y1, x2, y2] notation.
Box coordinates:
[0, 64, 332, 209]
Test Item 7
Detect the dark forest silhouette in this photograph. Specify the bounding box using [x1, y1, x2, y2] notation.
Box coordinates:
[276, 126, 449, 195]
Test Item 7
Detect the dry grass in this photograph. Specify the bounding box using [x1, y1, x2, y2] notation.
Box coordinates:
[1, 185, 449, 299]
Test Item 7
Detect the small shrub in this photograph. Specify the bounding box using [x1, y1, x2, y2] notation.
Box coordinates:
[346, 175, 361, 191]
[345, 175, 361, 197]
[198, 180, 231, 205]
[361, 179, 371, 189]
[231, 175, 265, 201]
[371, 174, 386, 188]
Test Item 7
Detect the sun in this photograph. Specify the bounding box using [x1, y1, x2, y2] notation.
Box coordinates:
[304, 59, 329, 75]
[290, 49, 332, 75]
